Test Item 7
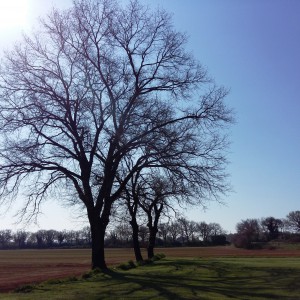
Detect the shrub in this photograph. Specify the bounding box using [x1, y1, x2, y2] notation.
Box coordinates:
[82, 267, 104, 279]
[45, 279, 63, 285]
[91, 268, 102, 275]
[155, 253, 166, 259]
[232, 234, 251, 249]
[82, 271, 93, 279]
[136, 259, 153, 266]
[117, 260, 136, 270]
[66, 276, 78, 282]
[151, 255, 160, 261]
[128, 260, 136, 268]
[14, 284, 35, 293]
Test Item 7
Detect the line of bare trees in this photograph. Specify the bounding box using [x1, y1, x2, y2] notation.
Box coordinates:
[106, 218, 227, 249]
[0, 218, 227, 250]
[1, 210, 298, 250]
[0, 227, 91, 249]
[232, 210, 300, 249]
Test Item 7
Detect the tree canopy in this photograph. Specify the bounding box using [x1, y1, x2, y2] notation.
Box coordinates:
[0, 0, 233, 269]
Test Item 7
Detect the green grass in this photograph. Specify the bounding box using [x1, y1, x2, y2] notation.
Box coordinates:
[1, 257, 300, 299]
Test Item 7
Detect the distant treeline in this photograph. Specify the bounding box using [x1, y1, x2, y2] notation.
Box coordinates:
[1, 210, 299, 250]
[0, 218, 228, 250]
[0, 226, 92, 250]
[231, 210, 300, 249]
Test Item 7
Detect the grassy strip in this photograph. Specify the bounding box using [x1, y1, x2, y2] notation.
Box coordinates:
[1, 256, 300, 299]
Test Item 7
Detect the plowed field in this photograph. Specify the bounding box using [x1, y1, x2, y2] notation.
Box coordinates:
[1, 246, 299, 292]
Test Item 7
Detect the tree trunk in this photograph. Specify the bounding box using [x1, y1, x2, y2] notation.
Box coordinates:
[130, 219, 143, 262]
[147, 227, 157, 259]
[89, 212, 108, 270]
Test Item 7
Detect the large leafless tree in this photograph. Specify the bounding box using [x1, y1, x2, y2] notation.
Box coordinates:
[0, 0, 232, 269]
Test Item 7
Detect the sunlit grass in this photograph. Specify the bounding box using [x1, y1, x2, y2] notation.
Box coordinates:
[1, 256, 300, 299]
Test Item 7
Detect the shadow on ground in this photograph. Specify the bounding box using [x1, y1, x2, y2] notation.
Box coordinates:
[86, 259, 300, 300]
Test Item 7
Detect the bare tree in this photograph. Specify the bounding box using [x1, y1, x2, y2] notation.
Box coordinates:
[63, 231, 75, 246]
[158, 222, 169, 245]
[138, 225, 148, 246]
[285, 211, 300, 233]
[35, 230, 47, 248]
[56, 230, 67, 246]
[177, 218, 198, 244]
[209, 223, 225, 237]
[0, 0, 232, 269]
[27, 233, 38, 247]
[197, 221, 213, 243]
[123, 173, 145, 261]
[44, 230, 58, 247]
[261, 217, 283, 241]
[13, 230, 29, 248]
[233, 219, 261, 249]
[124, 164, 193, 259]
[114, 222, 132, 245]
[168, 221, 181, 244]
[137, 174, 175, 259]
[81, 226, 92, 245]
[0, 230, 12, 249]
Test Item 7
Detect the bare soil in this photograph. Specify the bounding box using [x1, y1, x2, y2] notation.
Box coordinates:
[1, 246, 299, 292]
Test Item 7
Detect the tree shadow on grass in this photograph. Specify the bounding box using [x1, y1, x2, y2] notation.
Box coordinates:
[95, 259, 300, 300]
[98, 267, 186, 300]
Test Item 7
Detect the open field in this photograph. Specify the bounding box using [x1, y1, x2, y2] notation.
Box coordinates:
[0, 246, 300, 299]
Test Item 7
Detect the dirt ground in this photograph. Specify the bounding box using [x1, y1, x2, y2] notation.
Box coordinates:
[1, 246, 300, 292]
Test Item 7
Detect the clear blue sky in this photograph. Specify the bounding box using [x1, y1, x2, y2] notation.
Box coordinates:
[0, 0, 299, 233]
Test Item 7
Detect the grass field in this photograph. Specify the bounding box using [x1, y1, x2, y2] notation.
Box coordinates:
[0, 246, 300, 299]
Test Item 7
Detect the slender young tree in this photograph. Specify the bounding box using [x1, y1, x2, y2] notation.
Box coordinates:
[131, 172, 188, 259]
[0, 0, 232, 269]
[123, 172, 144, 262]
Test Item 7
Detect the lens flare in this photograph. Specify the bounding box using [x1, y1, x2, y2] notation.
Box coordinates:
[0, 0, 28, 29]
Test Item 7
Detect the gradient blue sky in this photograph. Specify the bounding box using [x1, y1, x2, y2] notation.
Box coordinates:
[0, 0, 299, 233]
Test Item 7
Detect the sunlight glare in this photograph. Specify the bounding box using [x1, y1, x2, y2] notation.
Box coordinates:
[0, 0, 28, 29]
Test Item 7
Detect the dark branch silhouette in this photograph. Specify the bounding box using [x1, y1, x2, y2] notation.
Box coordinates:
[0, 0, 232, 269]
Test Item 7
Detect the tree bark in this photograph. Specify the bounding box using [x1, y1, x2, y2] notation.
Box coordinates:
[130, 219, 143, 262]
[147, 227, 158, 259]
[89, 212, 108, 270]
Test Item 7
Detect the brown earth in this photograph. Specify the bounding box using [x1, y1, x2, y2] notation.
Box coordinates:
[1, 246, 300, 293]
